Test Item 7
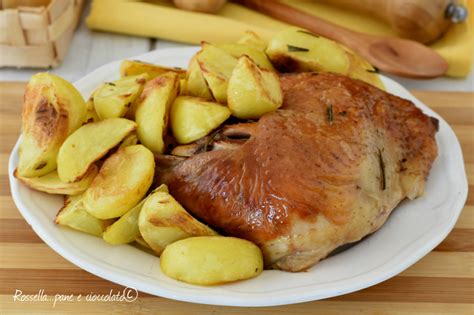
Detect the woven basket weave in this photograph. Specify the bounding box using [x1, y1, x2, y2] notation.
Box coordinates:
[0, 0, 84, 68]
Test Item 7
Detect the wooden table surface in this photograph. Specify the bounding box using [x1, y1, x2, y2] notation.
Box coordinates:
[0, 82, 473, 314]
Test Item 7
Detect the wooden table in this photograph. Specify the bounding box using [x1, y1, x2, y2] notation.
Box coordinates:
[1, 82, 473, 314]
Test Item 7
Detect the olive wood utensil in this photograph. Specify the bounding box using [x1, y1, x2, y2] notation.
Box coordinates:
[236, 0, 449, 78]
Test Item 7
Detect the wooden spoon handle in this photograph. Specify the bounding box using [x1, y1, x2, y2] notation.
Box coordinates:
[316, 0, 463, 44]
[236, 0, 365, 47]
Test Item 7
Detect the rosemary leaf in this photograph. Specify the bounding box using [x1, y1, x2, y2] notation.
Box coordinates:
[202, 129, 222, 152]
[366, 67, 380, 73]
[327, 105, 334, 123]
[133, 59, 149, 63]
[378, 149, 386, 190]
[297, 30, 320, 38]
[287, 45, 309, 52]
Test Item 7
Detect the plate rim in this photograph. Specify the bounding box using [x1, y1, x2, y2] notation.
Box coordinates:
[8, 47, 469, 307]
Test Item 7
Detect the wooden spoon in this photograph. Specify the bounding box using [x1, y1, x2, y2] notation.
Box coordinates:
[236, 0, 449, 79]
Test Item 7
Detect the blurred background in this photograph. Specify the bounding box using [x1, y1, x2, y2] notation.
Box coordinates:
[0, 0, 473, 91]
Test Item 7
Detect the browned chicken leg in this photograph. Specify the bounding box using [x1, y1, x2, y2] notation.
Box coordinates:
[159, 72, 438, 271]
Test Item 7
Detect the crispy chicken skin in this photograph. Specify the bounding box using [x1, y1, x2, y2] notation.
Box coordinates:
[159, 73, 438, 271]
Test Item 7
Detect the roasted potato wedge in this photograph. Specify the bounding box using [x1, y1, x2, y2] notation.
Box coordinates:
[120, 60, 186, 80]
[266, 27, 350, 74]
[170, 96, 231, 144]
[179, 78, 187, 95]
[237, 30, 267, 51]
[102, 200, 142, 244]
[196, 43, 237, 103]
[217, 43, 274, 70]
[102, 184, 169, 245]
[266, 27, 384, 89]
[345, 52, 384, 90]
[135, 73, 179, 153]
[84, 98, 100, 123]
[186, 56, 213, 101]
[84, 145, 154, 219]
[228, 56, 282, 119]
[17, 73, 86, 178]
[160, 236, 264, 285]
[93, 74, 148, 120]
[138, 191, 217, 255]
[57, 118, 136, 183]
[118, 133, 139, 149]
[14, 165, 98, 195]
[55, 194, 112, 237]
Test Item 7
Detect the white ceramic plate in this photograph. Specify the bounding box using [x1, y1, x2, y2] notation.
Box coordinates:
[9, 47, 468, 307]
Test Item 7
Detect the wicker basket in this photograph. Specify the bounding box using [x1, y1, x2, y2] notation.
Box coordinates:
[0, 0, 84, 68]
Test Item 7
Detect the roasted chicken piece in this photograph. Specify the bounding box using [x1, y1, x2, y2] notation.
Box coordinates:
[158, 73, 438, 272]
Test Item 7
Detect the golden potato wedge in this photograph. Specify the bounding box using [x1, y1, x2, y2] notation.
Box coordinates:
[266, 27, 384, 89]
[138, 191, 217, 255]
[102, 184, 169, 245]
[55, 194, 112, 237]
[170, 96, 231, 144]
[17, 73, 86, 178]
[152, 183, 169, 194]
[118, 133, 139, 149]
[120, 60, 186, 80]
[216, 43, 274, 70]
[102, 200, 142, 245]
[84, 98, 100, 123]
[57, 118, 136, 183]
[186, 56, 213, 101]
[160, 236, 264, 285]
[345, 52, 385, 90]
[266, 27, 350, 74]
[196, 43, 237, 103]
[93, 74, 148, 120]
[135, 73, 180, 153]
[14, 165, 98, 196]
[228, 56, 282, 119]
[84, 145, 154, 219]
[179, 78, 187, 95]
[237, 30, 267, 51]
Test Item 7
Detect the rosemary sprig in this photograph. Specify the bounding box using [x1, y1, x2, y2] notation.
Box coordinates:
[133, 59, 151, 64]
[366, 67, 380, 73]
[202, 129, 223, 152]
[378, 149, 386, 190]
[327, 104, 334, 123]
[297, 30, 320, 38]
[287, 45, 309, 52]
